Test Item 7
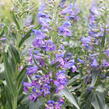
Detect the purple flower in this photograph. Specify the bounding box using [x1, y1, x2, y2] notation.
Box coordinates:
[23, 72, 52, 101]
[91, 59, 98, 67]
[33, 30, 46, 39]
[44, 40, 56, 51]
[68, 8, 80, 21]
[104, 50, 109, 57]
[0, 38, 7, 41]
[61, 4, 73, 15]
[89, 29, 104, 38]
[26, 66, 38, 75]
[37, 12, 51, 26]
[54, 71, 67, 92]
[37, 3, 51, 32]
[71, 65, 77, 72]
[81, 36, 93, 49]
[55, 57, 65, 67]
[64, 59, 75, 69]
[55, 85, 65, 92]
[77, 58, 84, 64]
[63, 3, 80, 21]
[45, 100, 63, 109]
[90, 5, 99, 16]
[81, 36, 92, 45]
[58, 98, 64, 104]
[32, 39, 45, 48]
[89, 16, 97, 26]
[68, 15, 80, 21]
[45, 100, 54, 109]
[29, 54, 44, 66]
[23, 82, 32, 93]
[63, 21, 71, 27]
[41, 26, 51, 32]
[56, 52, 64, 58]
[58, 26, 72, 37]
[59, 0, 66, 8]
[23, 82, 32, 87]
[41, 84, 51, 96]
[28, 93, 37, 102]
[23, 87, 29, 93]
[35, 55, 45, 66]
[55, 103, 62, 109]
[38, 12, 50, 20]
[102, 60, 109, 67]
[31, 81, 41, 88]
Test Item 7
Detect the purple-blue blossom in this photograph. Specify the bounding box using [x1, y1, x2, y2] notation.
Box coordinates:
[45, 99, 64, 109]
[26, 66, 38, 75]
[32, 39, 45, 48]
[63, 59, 75, 69]
[91, 58, 99, 67]
[33, 30, 46, 39]
[44, 40, 56, 51]
[54, 71, 68, 92]
[37, 12, 51, 25]
[102, 60, 109, 67]
[23, 74, 52, 101]
[58, 26, 72, 37]
[77, 58, 84, 64]
[61, 4, 73, 15]
[104, 50, 109, 57]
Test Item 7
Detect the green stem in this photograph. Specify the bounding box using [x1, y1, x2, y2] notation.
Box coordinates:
[12, 96, 17, 109]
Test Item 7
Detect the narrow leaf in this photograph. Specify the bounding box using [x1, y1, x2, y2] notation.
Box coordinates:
[18, 29, 32, 48]
[60, 87, 80, 109]
[11, 12, 20, 30]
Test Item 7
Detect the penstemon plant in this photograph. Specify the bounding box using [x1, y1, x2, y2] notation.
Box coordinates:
[0, 0, 109, 109]
[23, 0, 81, 108]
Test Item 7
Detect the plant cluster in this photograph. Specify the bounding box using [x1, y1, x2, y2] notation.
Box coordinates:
[0, 0, 109, 109]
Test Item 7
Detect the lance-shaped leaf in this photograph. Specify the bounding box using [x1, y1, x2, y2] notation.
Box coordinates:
[18, 29, 32, 48]
[3, 45, 22, 109]
[91, 85, 108, 109]
[16, 65, 28, 93]
[11, 12, 20, 30]
[18, 25, 41, 48]
[60, 87, 80, 109]
[29, 98, 45, 109]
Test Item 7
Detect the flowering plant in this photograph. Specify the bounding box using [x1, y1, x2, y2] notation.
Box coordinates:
[0, 0, 109, 109]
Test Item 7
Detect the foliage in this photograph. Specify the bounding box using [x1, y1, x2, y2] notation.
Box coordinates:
[0, 0, 109, 109]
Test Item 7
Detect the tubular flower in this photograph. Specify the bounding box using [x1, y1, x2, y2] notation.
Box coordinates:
[45, 99, 64, 109]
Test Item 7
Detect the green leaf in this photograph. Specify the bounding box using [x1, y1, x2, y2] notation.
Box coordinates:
[18, 29, 32, 48]
[4, 86, 13, 109]
[11, 12, 20, 30]
[3, 53, 16, 96]
[0, 72, 5, 80]
[16, 65, 27, 92]
[60, 87, 80, 109]
[91, 92, 105, 109]
[68, 74, 80, 85]
[3, 45, 21, 109]
[79, 90, 93, 109]
[90, 73, 98, 87]
[29, 98, 43, 109]
[18, 25, 41, 48]
[91, 85, 108, 109]
[0, 28, 4, 37]
[9, 45, 20, 63]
